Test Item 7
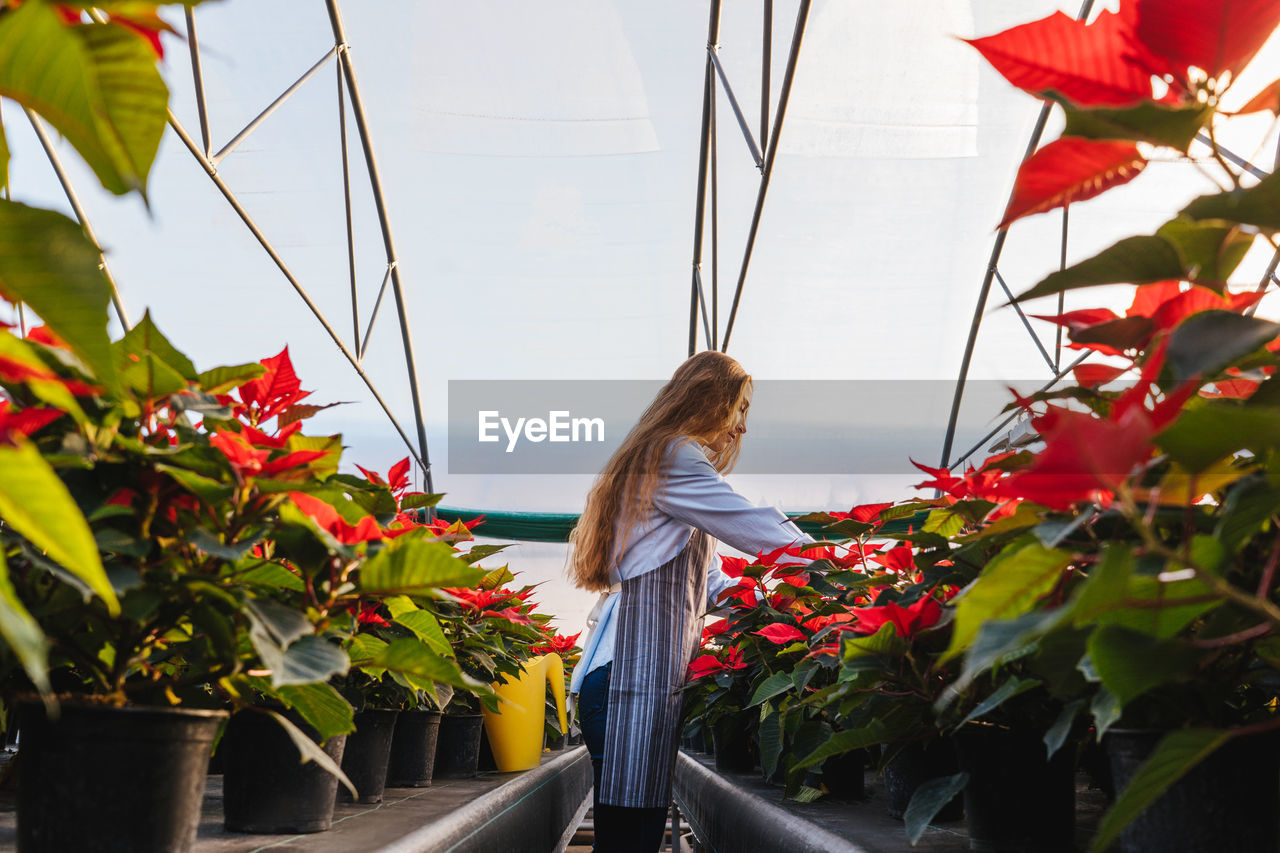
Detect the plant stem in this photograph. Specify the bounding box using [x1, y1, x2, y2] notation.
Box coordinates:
[1256, 526, 1280, 599]
[1189, 622, 1273, 648]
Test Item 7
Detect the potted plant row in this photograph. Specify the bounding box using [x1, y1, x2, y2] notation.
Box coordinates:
[684, 5, 1280, 851]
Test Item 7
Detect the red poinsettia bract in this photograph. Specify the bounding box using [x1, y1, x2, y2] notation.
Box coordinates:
[0, 402, 62, 446]
[753, 623, 806, 645]
[530, 631, 582, 656]
[993, 343, 1196, 510]
[288, 492, 384, 544]
[851, 596, 943, 639]
[238, 347, 312, 424]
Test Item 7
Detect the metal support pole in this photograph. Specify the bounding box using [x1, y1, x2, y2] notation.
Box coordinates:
[1193, 131, 1270, 179]
[761, 0, 772, 155]
[721, 0, 811, 353]
[688, 0, 724, 357]
[184, 7, 212, 159]
[166, 112, 427, 474]
[937, 0, 1095, 469]
[360, 262, 395, 362]
[26, 111, 131, 329]
[995, 270, 1056, 371]
[710, 75, 719, 351]
[212, 47, 338, 165]
[948, 350, 1091, 470]
[1055, 206, 1068, 369]
[325, 0, 434, 494]
[338, 60, 361, 353]
[708, 49, 764, 169]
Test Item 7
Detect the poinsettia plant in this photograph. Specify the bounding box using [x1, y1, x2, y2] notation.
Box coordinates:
[914, 2, 1280, 848]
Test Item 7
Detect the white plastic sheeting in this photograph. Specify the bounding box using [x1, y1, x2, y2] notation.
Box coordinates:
[7, 0, 1280, 628]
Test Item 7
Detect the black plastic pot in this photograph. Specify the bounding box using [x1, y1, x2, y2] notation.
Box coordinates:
[434, 713, 485, 779]
[337, 709, 398, 805]
[222, 708, 347, 833]
[1104, 728, 1280, 853]
[18, 702, 226, 853]
[478, 723, 498, 771]
[385, 710, 442, 787]
[883, 739, 963, 821]
[711, 719, 755, 773]
[955, 725, 1075, 853]
[821, 748, 867, 800]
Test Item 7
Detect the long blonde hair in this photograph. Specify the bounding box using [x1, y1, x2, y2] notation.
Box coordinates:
[567, 351, 752, 591]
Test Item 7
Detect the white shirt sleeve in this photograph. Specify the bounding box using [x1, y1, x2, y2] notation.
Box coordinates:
[655, 441, 815, 564]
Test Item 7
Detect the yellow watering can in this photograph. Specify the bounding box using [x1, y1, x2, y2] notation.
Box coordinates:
[482, 653, 569, 772]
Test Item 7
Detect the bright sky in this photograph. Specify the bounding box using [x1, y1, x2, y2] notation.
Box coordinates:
[7, 0, 1280, 634]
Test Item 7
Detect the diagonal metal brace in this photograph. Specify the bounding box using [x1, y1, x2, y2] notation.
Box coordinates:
[708, 47, 764, 169]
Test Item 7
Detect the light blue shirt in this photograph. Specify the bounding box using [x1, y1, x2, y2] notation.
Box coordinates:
[569, 440, 812, 693]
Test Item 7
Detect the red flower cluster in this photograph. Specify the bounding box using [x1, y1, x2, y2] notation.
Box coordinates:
[968, 0, 1280, 229]
[530, 631, 582, 657]
[688, 646, 748, 680]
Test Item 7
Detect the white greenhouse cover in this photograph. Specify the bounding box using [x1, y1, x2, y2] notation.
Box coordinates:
[8, 0, 1280, 630]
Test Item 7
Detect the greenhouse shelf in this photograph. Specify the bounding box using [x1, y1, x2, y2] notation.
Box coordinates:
[0, 746, 591, 853]
[673, 750, 1108, 853]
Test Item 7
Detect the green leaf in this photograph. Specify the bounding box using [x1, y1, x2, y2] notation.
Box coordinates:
[1017, 235, 1185, 302]
[1044, 699, 1085, 759]
[1089, 687, 1123, 738]
[904, 772, 969, 845]
[268, 635, 348, 688]
[1087, 625, 1200, 706]
[0, 3, 133, 194]
[1154, 218, 1254, 288]
[276, 681, 355, 741]
[1089, 729, 1231, 853]
[823, 519, 875, 538]
[359, 538, 486, 596]
[400, 492, 444, 511]
[0, 201, 116, 390]
[189, 528, 261, 562]
[1181, 167, 1280, 232]
[1164, 311, 1280, 383]
[942, 607, 1067, 710]
[943, 541, 1072, 662]
[1215, 478, 1280, 553]
[347, 633, 388, 677]
[375, 637, 492, 698]
[0, 552, 51, 695]
[749, 672, 795, 707]
[114, 309, 197, 382]
[155, 463, 234, 504]
[954, 676, 1037, 729]
[265, 710, 358, 800]
[74, 20, 169, 196]
[843, 622, 907, 660]
[923, 508, 966, 538]
[196, 362, 265, 395]
[1060, 99, 1212, 151]
[245, 597, 312, 648]
[1158, 405, 1280, 472]
[792, 721, 891, 772]
[758, 706, 783, 779]
[395, 609, 452, 658]
[0, 440, 117, 613]
[233, 561, 304, 592]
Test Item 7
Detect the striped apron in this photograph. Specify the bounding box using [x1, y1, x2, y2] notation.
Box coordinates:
[599, 530, 713, 808]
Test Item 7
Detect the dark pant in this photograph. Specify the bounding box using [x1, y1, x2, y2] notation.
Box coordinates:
[578, 663, 668, 853]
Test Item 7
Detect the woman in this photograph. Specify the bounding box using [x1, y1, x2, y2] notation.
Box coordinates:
[567, 351, 814, 853]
